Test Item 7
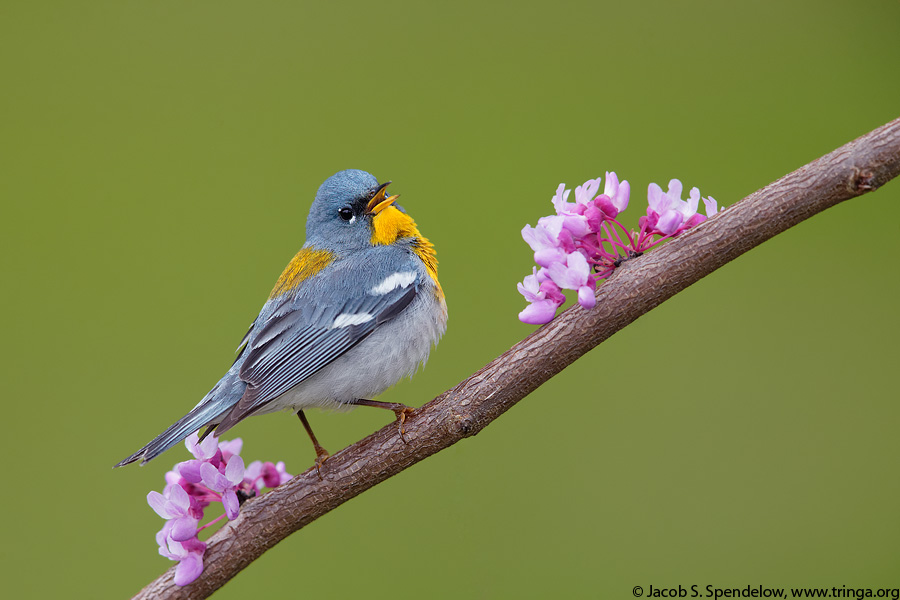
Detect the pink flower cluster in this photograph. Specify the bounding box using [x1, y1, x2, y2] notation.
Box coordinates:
[147, 433, 291, 586]
[519, 172, 718, 324]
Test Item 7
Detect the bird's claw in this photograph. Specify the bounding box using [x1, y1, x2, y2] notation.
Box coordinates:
[313, 446, 330, 480]
[393, 406, 415, 443]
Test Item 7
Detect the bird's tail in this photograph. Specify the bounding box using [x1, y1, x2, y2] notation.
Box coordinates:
[113, 376, 245, 467]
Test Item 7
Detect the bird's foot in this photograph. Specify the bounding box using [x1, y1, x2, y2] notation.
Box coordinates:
[347, 398, 415, 443]
[392, 405, 415, 443]
[312, 444, 330, 480]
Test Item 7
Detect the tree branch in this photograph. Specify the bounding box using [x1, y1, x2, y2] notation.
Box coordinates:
[134, 116, 900, 600]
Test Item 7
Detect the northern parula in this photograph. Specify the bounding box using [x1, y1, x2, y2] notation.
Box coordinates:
[115, 169, 447, 470]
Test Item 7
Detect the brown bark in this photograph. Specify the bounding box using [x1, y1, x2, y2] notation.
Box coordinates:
[134, 116, 900, 600]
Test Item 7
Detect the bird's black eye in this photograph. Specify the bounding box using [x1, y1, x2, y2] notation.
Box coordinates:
[338, 207, 353, 221]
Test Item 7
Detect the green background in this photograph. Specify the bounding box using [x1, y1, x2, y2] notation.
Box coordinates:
[2, 1, 899, 598]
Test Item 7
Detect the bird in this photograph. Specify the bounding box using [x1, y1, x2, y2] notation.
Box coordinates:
[115, 169, 447, 471]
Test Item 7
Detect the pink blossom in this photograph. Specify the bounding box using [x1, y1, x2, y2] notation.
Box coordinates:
[591, 172, 631, 219]
[217, 438, 243, 463]
[604, 171, 631, 214]
[574, 177, 602, 206]
[522, 220, 567, 269]
[517, 267, 565, 325]
[261, 461, 292, 487]
[552, 177, 603, 215]
[185, 432, 218, 461]
[551, 183, 576, 215]
[155, 524, 206, 587]
[146, 434, 290, 586]
[147, 484, 200, 542]
[200, 456, 244, 519]
[647, 181, 682, 235]
[518, 171, 721, 324]
[547, 251, 597, 309]
[243, 460, 293, 494]
[646, 179, 716, 237]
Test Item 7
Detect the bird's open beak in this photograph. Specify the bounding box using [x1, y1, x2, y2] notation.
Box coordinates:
[366, 181, 400, 215]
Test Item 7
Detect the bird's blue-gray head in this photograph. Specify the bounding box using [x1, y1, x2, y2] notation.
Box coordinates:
[305, 169, 406, 252]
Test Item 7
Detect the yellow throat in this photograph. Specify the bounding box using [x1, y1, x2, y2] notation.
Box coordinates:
[371, 205, 441, 294]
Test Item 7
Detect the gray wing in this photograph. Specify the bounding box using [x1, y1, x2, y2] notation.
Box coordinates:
[215, 268, 420, 432]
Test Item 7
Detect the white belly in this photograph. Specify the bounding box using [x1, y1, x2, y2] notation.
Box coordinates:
[255, 289, 447, 414]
